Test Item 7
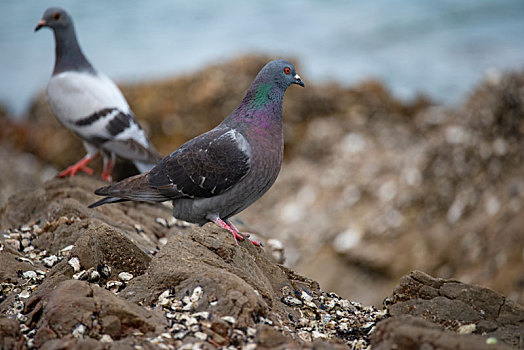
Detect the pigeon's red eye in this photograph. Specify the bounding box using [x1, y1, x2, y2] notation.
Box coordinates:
[52, 13, 61, 20]
[284, 67, 291, 74]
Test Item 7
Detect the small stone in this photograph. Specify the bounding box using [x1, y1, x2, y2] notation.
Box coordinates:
[19, 290, 31, 299]
[100, 334, 113, 343]
[246, 327, 256, 337]
[282, 296, 302, 306]
[194, 332, 207, 341]
[33, 227, 43, 235]
[88, 270, 100, 282]
[118, 272, 134, 281]
[97, 264, 111, 278]
[267, 238, 284, 250]
[312, 330, 327, 339]
[72, 323, 86, 338]
[23, 271, 37, 280]
[134, 224, 144, 233]
[191, 311, 209, 320]
[60, 245, 74, 253]
[486, 337, 498, 345]
[190, 286, 202, 303]
[158, 290, 171, 306]
[42, 255, 58, 267]
[20, 239, 30, 248]
[300, 291, 313, 303]
[20, 225, 31, 233]
[458, 323, 476, 334]
[158, 237, 168, 246]
[5, 239, 20, 251]
[68, 257, 81, 272]
[73, 271, 88, 280]
[155, 217, 168, 227]
[21, 233, 32, 240]
[221, 316, 235, 325]
[106, 280, 123, 292]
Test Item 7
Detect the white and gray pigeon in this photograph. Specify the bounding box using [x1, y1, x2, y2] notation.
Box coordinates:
[35, 7, 161, 181]
[89, 59, 304, 246]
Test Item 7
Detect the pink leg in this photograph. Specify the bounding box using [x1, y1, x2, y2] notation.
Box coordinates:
[225, 219, 263, 247]
[59, 154, 98, 178]
[210, 217, 245, 245]
[101, 156, 114, 182]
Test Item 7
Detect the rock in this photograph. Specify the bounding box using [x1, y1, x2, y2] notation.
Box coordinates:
[0, 316, 24, 350]
[371, 315, 513, 350]
[384, 271, 524, 349]
[25, 280, 165, 341]
[0, 176, 387, 348]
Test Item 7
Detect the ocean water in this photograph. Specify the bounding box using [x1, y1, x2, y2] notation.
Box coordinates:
[1, 0, 524, 116]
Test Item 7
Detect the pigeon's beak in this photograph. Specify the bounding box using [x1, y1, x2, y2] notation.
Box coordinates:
[34, 19, 47, 32]
[294, 74, 305, 87]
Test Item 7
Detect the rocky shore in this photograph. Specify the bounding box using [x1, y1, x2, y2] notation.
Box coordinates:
[1, 177, 522, 349]
[1, 55, 524, 348]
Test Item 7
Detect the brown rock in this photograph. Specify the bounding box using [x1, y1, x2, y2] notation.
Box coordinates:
[386, 271, 524, 349]
[0, 316, 24, 350]
[371, 315, 513, 350]
[28, 279, 165, 342]
[122, 223, 317, 328]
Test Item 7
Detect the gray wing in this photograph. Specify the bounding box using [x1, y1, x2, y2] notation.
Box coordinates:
[147, 128, 251, 199]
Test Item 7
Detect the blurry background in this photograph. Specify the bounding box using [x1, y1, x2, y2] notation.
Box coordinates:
[1, 1, 524, 306]
[1, 0, 524, 116]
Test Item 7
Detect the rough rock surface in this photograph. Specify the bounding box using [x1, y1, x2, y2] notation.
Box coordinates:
[382, 271, 524, 349]
[0, 177, 386, 349]
[1, 177, 523, 349]
[2, 55, 524, 308]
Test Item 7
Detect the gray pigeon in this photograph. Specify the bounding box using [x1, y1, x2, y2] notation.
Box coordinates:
[89, 59, 304, 246]
[35, 7, 161, 181]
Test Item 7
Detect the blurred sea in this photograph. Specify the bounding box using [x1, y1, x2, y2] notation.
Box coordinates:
[1, 0, 524, 116]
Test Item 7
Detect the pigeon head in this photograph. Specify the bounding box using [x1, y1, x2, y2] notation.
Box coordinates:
[257, 59, 305, 89]
[35, 7, 73, 32]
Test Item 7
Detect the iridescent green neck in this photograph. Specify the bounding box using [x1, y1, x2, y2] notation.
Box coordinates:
[248, 82, 274, 109]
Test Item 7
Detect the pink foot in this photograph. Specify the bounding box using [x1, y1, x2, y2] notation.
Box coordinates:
[211, 217, 263, 247]
[101, 157, 114, 182]
[226, 219, 263, 247]
[59, 155, 97, 178]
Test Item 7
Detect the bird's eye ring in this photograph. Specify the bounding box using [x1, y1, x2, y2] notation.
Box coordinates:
[284, 67, 291, 74]
[52, 13, 62, 20]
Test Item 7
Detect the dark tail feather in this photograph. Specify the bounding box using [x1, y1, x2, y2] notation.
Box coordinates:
[88, 197, 128, 208]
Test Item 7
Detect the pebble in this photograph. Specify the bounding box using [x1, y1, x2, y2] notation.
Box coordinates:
[5, 239, 20, 251]
[118, 272, 134, 281]
[23, 271, 37, 280]
[282, 296, 302, 306]
[88, 270, 100, 282]
[98, 264, 111, 278]
[155, 217, 168, 228]
[221, 316, 236, 325]
[458, 323, 476, 334]
[100, 334, 113, 343]
[18, 290, 31, 299]
[72, 324, 86, 338]
[42, 255, 58, 267]
[68, 257, 81, 272]
[73, 271, 88, 280]
[190, 286, 202, 303]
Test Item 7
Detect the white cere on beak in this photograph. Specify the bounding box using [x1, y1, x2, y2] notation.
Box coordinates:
[294, 74, 301, 80]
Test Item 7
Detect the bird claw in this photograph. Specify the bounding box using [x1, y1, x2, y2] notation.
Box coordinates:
[211, 217, 262, 247]
[101, 173, 113, 182]
[59, 163, 94, 177]
[58, 155, 96, 178]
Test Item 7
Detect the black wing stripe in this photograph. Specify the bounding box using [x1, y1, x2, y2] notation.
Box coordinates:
[75, 107, 117, 126]
[106, 112, 133, 136]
